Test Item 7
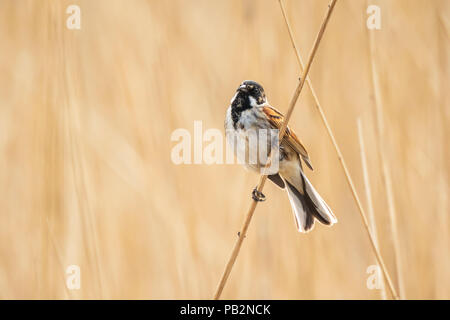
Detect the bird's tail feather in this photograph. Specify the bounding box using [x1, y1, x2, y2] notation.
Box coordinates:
[284, 173, 337, 233]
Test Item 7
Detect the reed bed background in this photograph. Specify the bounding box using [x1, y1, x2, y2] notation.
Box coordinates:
[0, 0, 448, 299]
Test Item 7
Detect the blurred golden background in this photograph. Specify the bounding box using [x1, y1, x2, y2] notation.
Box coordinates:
[0, 0, 448, 299]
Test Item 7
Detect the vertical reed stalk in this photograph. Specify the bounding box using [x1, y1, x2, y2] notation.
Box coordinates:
[357, 118, 387, 300]
[366, 12, 405, 299]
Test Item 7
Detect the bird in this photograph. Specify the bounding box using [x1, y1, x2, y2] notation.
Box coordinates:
[225, 80, 337, 232]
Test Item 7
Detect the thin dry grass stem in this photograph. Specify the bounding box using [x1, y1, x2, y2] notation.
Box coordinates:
[357, 118, 387, 300]
[278, 0, 399, 300]
[61, 52, 104, 298]
[64, 95, 105, 298]
[367, 20, 405, 299]
[48, 1, 105, 297]
[213, 0, 338, 300]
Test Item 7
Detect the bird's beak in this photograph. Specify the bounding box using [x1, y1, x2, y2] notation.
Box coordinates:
[238, 84, 247, 92]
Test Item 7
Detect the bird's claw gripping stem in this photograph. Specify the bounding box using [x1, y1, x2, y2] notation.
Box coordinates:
[252, 188, 266, 202]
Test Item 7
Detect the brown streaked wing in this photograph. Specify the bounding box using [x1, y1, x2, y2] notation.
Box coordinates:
[262, 105, 314, 170]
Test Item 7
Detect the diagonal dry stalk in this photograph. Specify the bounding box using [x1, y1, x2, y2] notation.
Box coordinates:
[357, 118, 387, 300]
[213, 0, 338, 300]
[278, 0, 399, 299]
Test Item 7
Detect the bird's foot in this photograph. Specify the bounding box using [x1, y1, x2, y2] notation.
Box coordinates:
[252, 187, 266, 202]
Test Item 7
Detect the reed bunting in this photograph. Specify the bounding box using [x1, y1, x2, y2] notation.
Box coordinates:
[225, 80, 337, 232]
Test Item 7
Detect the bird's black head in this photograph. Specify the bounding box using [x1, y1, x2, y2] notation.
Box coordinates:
[229, 80, 267, 127]
[235, 80, 267, 106]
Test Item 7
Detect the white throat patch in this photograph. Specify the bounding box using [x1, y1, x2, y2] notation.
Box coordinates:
[249, 96, 268, 108]
[248, 96, 258, 107]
